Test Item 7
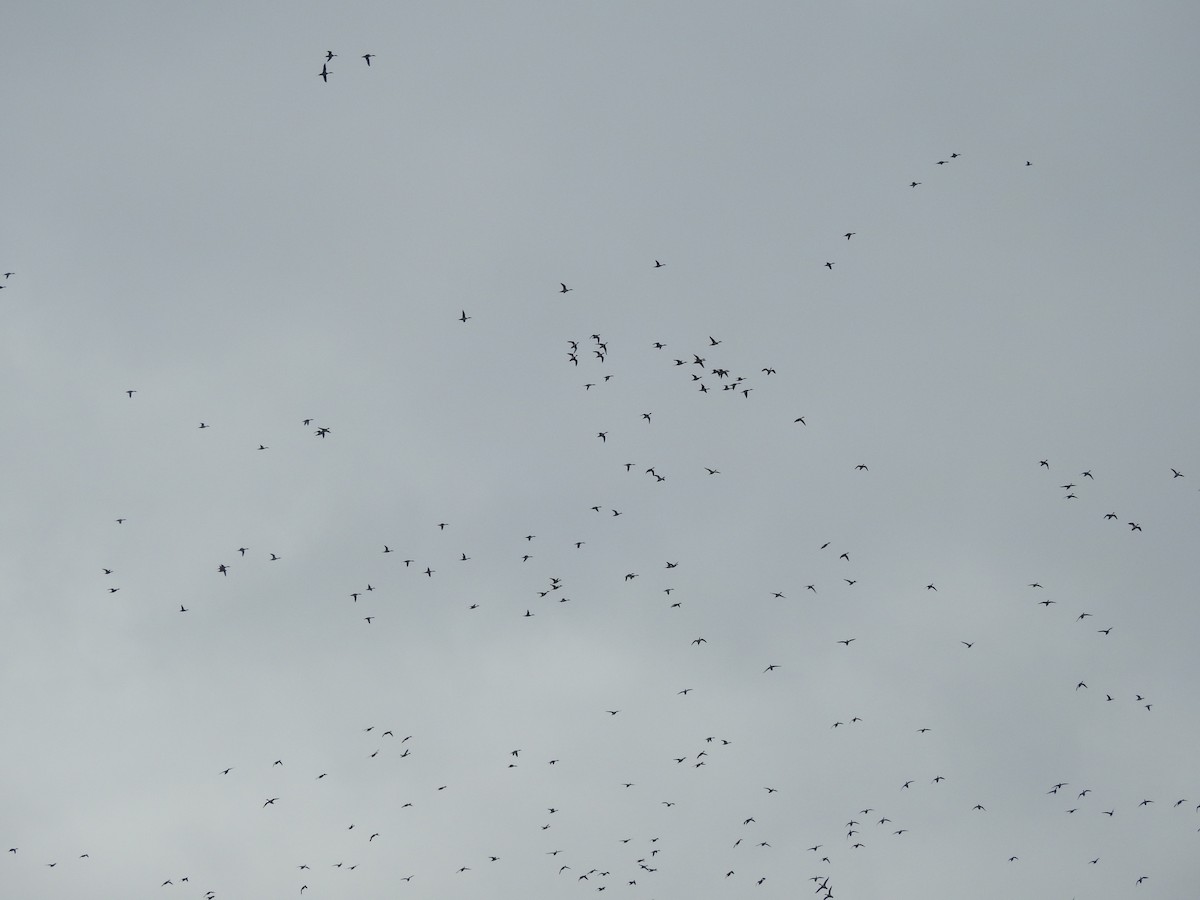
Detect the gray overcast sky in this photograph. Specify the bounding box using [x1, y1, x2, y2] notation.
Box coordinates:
[3, 2, 1199, 898]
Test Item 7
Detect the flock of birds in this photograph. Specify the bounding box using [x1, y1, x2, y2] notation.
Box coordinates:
[3, 58, 1194, 900]
[317, 49, 374, 83]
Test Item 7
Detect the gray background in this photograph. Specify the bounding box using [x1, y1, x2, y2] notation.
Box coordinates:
[2, 2, 1198, 898]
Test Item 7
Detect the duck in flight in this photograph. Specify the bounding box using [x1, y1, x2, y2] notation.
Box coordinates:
[559, 283, 572, 293]
[318, 65, 331, 82]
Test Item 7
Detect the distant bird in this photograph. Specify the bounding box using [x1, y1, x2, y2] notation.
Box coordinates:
[824, 262, 834, 269]
[362, 53, 374, 65]
[263, 798, 279, 807]
[459, 310, 470, 322]
[125, 390, 136, 397]
[318, 65, 331, 82]
[179, 604, 188, 613]
[559, 283, 572, 293]
[837, 638, 856, 646]
[1171, 468, 1184, 477]
[961, 641, 974, 648]
[844, 232, 855, 239]
[910, 181, 921, 187]
[1128, 522, 1142, 531]
[325, 51, 336, 61]
[794, 416, 805, 424]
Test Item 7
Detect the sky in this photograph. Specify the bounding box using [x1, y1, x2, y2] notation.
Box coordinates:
[3, 1, 1200, 898]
